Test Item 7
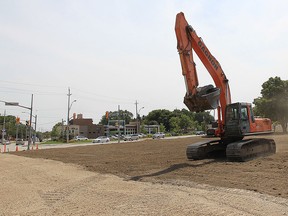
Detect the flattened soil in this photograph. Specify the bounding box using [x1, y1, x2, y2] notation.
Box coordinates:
[13, 134, 288, 198]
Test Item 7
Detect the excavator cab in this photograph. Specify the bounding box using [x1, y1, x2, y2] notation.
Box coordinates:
[224, 103, 252, 139]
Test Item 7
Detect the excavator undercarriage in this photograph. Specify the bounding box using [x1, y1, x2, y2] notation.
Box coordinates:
[186, 138, 276, 162]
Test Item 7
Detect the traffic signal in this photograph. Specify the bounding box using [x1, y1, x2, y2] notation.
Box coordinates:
[105, 111, 109, 120]
[16, 117, 20, 124]
[26, 120, 30, 126]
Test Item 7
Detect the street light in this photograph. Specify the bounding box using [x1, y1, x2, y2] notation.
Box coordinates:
[1, 110, 6, 145]
[137, 106, 144, 134]
[0, 94, 33, 150]
[66, 99, 76, 143]
[138, 107, 144, 116]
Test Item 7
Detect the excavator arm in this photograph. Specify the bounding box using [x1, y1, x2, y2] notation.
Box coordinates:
[175, 12, 231, 125]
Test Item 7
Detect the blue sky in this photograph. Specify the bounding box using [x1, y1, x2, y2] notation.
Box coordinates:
[0, 1, 287, 131]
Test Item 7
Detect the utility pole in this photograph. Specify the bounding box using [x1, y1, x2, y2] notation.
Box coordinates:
[33, 114, 37, 144]
[1, 110, 6, 144]
[61, 119, 65, 140]
[16, 117, 19, 141]
[25, 124, 27, 142]
[67, 87, 71, 143]
[66, 88, 76, 143]
[135, 100, 138, 119]
[28, 94, 33, 150]
[135, 100, 144, 134]
[135, 100, 138, 134]
[118, 105, 120, 143]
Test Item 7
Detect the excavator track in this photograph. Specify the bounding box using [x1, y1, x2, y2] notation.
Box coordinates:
[186, 138, 276, 161]
[226, 138, 276, 162]
[186, 140, 226, 160]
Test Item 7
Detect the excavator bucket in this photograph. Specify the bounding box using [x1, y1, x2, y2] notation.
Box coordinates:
[184, 85, 220, 112]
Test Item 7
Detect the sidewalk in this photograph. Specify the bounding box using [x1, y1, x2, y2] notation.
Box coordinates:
[0, 142, 39, 153]
[0, 141, 110, 153]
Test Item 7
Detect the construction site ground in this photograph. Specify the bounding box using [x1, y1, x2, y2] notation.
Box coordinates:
[1, 134, 288, 215]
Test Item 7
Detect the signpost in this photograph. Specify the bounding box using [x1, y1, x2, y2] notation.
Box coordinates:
[5, 102, 19, 106]
[1, 95, 33, 150]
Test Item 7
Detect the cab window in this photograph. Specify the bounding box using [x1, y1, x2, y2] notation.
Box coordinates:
[249, 105, 255, 123]
[226, 106, 239, 120]
[241, 107, 248, 120]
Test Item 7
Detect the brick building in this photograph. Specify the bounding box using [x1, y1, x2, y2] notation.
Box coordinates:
[69, 114, 104, 139]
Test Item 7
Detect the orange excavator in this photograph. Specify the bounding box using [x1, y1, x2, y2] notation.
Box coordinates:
[175, 12, 276, 161]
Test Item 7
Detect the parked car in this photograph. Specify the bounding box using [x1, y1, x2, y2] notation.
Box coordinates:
[135, 133, 146, 138]
[111, 135, 118, 140]
[16, 138, 25, 145]
[123, 134, 139, 141]
[139, 133, 147, 138]
[134, 133, 142, 138]
[123, 135, 132, 141]
[1, 139, 10, 145]
[152, 132, 165, 139]
[111, 135, 123, 140]
[92, 136, 110, 143]
[206, 128, 216, 137]
[74, 136, 88, 141]
[130, 134, 139, 140]
[195, 131, 205, 135]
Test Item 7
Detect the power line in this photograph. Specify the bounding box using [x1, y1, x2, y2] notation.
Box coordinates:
[37, 120, 62, 126]
[0, 84, 136, 103]
[0, 79, 64, 88]
[72, 87, 134, 102]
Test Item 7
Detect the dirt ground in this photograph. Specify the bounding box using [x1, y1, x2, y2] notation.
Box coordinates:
[0, 134, 286, 215]
[1, 153, 287, 216]
[12, 134, 288, 199]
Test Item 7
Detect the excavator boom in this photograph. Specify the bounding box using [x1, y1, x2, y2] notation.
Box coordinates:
[175, 12, 231, 122]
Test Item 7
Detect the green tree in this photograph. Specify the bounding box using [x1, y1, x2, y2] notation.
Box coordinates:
[173, 108, 195, 119]
[146, 120, 159, 125]
[253, 76, 288, 133]
[0, 115, 41, 140]
[41, 131, 51, 140]
[159, 123, 166, 132]
[51, 122, 62, 140]
[169, 117, 181, 134]
[0, 115, 17, 138]
[144, 109, 172, 131]
[194, 112, 214, 124]
[179, 114, 194, 132]
[144, 108, 214, 133]
[99, 110, 133, 125]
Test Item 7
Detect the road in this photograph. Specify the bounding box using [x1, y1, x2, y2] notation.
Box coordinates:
[0, 135, 200, 153]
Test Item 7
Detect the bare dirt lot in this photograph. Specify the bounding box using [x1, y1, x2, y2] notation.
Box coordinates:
[13, 134, 288, 199]
[1, 134, 286, 215]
